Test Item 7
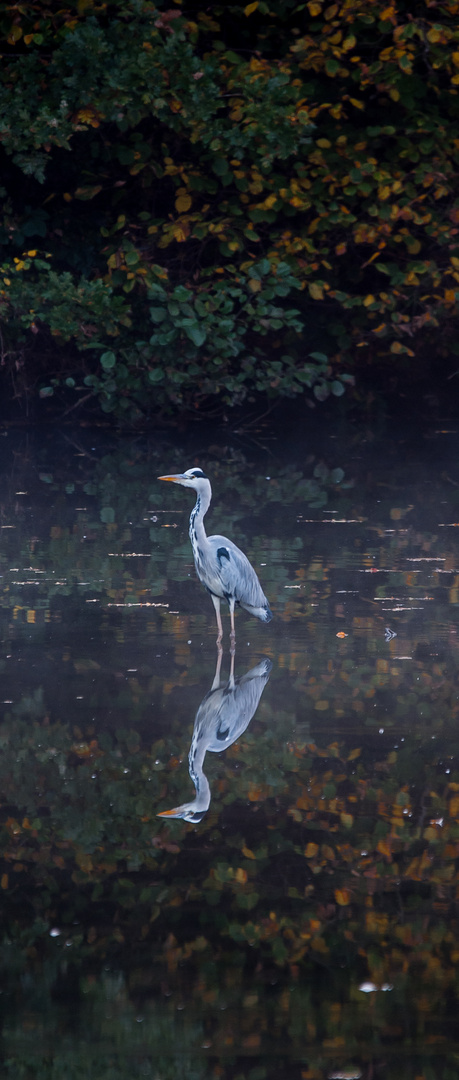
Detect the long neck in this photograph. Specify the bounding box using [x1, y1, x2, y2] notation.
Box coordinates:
[189, 482, 211, 552]
[188, 738, 211, 812]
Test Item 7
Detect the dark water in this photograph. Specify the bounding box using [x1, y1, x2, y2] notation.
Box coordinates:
[1, 417, 459, 1078]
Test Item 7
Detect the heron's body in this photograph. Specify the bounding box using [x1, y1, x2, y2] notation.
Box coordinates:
[158, 655, 272, 821]
[158, 468, 272, 643]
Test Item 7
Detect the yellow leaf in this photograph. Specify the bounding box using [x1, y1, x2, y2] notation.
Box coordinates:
[308, 281, 324, 300]
[7, 26, 22, 44]
[444, 289, 456, 304]
[390, 341, 403, 353]
[307, 1, 322, 13]
[363, 294, 375, 307]
[389, 88, 400, 101]
[175, 193, 192, 213]
[377, 837, 392, 859]
[449, 794, 459, 818]
[340, 812, 353, 829]
[24, 33, 34, 45]
[244, 1, 259, 13]
[314, 699, 329, 711]
[304, 843, 319, 858]
[14, 261, 25, 272]
[373, 322, 386, 334]
[316, 138, 331, 148]
[347, 747, 361, 761]
[248, 278, 262, 292]
[235, 867, 248, 883]
[349, 97, 364, 110]
[453, 52, 459, 67]
[378, 186, 391, 201]
[172, 223, 190, 243]
[342, 35, 356, 51]
[335, 888, 351, 906]
[1, 874, 8, 890]
[242, 846, 256, 859]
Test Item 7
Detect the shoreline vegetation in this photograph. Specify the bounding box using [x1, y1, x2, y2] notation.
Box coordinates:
[1, 1, 459, 424]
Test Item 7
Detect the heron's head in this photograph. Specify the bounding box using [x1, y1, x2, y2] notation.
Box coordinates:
[157, 803, 208, 823]
[158, 467, 209, 489]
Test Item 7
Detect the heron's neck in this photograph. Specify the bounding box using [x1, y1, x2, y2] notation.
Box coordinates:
[189, 483, 211, 550]
[188, 738, 211, 811]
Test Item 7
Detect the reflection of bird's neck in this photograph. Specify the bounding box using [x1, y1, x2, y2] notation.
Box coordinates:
[189, 481, 212, 553]
[188, 734, 211, 813]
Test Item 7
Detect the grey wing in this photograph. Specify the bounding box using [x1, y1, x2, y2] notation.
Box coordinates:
[207, 534, 268, 608]
[206, 661, 272, 752]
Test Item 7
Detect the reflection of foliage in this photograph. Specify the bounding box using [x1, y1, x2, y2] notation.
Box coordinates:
[1, 711, 459, 1013]
[0, 434, 459, 1067]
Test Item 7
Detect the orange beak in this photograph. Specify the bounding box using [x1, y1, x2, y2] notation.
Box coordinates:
[158, 474, 185, 483]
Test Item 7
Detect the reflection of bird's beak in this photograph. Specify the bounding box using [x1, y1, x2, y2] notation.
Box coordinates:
[158, 474, 185, 484]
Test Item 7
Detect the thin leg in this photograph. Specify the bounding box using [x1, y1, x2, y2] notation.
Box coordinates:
[211, 646, 223, 691]
[211, 593, 223, 646]
[229, 598, 236, 654]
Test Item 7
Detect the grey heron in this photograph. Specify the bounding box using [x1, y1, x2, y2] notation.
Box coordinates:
[158, 467, 272, 645]
[157, 653, 272, 822]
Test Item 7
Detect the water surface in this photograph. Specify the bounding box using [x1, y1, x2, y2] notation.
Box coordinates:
[0, 418, 459, 1078]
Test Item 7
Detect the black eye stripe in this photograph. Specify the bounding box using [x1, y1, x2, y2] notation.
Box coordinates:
[189, 469, 208, 479]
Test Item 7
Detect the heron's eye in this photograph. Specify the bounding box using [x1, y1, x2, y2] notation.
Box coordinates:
[190, 469, 207, 479]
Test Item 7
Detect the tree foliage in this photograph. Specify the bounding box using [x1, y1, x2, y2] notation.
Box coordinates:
[1, 0, 459, 418]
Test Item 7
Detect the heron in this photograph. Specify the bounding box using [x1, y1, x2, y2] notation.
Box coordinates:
[158, 467, 272, 645]
[157, 653, 272, 822]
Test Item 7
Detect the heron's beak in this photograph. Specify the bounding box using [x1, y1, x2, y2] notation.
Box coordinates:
[157, 806, 184, 817]
[158, 474, 185, 484]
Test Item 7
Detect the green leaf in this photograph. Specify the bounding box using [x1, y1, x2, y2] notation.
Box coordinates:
[149, 307, 168, 323]
[172, 286, 192, 302]
[100, 351, 116, 371]
[309, 351, 328, 363]
[184, 324, 206, 347]
[330, 467, 345, 483]
[331, 380, 345, 396]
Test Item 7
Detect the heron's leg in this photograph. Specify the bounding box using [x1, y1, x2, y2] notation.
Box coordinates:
[211, 646, 223, 690]
[211, 593, 223, 646]
[229, 598, 236, 654]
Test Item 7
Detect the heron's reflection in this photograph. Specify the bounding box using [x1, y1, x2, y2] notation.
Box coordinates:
[158, 652, 272, 823]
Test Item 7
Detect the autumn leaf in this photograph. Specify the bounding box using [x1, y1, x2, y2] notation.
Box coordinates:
[335, 888, 351, 906]
[309, 282, 324, 300]
[175, 193, 192, 213]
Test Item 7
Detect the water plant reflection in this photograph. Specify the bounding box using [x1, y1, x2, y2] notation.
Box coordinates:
[157, 652, 272, 822]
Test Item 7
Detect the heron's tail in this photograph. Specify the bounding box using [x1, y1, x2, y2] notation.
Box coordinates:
[242, 601, 272, 623]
